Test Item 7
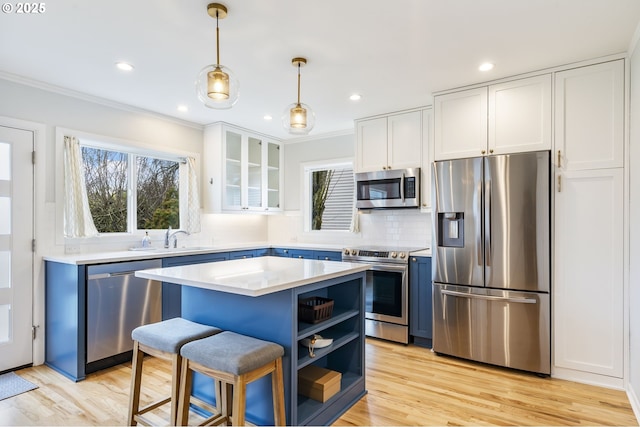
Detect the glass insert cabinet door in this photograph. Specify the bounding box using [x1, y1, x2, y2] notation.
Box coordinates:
[222, 128, 281, 212]
[247, 136, 262, 208]
[267, 142, 280, 209]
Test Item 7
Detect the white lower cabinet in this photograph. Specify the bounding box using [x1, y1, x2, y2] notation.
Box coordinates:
[203, 123, 283, 213]
[553, 168, 624, 380]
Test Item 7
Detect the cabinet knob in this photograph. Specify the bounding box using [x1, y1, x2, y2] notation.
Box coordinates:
[324, 257, 329, 260]
[388, 165, 391, 169]
[382, 166, 387, 170]
[481, 150, 486, 155]
[412, 258, 417, 262]
[489, 149, 494, 154]
[284, 249, 288, 253]
[298, 255, 303, 259]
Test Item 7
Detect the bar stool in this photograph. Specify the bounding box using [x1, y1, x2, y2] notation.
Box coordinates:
[128, 317, 222, 426]
[177, 331, 286, 426]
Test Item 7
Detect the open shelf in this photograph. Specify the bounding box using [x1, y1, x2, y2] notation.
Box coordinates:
[296, 371, 362, 425]
[297, 307, 359, 338]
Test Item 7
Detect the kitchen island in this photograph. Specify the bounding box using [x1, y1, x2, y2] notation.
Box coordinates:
[135, 256, 369, 426]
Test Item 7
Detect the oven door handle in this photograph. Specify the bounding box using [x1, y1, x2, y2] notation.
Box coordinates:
[367, 264, 408, 273]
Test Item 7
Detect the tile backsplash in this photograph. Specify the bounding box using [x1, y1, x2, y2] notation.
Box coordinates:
[268, 209, 432, 249]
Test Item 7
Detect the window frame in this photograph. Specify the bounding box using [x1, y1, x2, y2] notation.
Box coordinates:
[301, 158, 355, 234]
[55, 128, 199, 244]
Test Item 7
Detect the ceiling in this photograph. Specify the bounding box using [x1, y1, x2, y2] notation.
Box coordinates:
[1, 0, 640, 140]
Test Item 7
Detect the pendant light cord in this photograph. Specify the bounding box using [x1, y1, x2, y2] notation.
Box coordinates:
[215, 11, 220, 65]
[297, 62, 301, 105]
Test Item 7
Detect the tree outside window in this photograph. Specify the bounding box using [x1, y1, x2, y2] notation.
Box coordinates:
[81, 146, 180, 233]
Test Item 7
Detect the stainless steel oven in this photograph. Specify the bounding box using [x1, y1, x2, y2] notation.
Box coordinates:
[343, 246, 424, 344]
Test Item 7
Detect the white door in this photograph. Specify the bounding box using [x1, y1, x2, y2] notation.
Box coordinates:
[0, 126, 34, 371]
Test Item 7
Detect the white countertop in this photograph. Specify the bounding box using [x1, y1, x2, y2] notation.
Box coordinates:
[43, 242, 344, 265]
[135, 256, 370, 297]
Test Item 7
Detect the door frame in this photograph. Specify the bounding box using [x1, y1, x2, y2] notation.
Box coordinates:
[0, 116, 46, 366]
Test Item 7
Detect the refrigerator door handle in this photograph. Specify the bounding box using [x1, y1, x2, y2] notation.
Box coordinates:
[441, 289, 537, 304]
[476, 181, 483, 266]
[485, 180, 491, 267]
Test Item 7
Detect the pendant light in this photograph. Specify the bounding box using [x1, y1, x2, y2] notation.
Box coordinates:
[282, 57, 315, 135]
[196, 3, 239, 109]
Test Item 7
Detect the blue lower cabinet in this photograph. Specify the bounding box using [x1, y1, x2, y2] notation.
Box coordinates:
[313, 250, 342, 261]
[229, 249, 257, 259]
[289, 249, 313, 259]
[162, 252, 229, 319]
[271, 248, 341, 261]
[270, 247, 292, 257]
[409, 256, 433, 348]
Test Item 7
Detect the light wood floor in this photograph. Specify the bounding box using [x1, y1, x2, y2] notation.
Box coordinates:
[0, 339, 637, 426]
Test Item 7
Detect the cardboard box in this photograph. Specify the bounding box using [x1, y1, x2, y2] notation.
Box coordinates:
[298, 365, 342, 403]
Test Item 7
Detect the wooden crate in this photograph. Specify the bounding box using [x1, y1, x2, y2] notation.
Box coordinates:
[298, 365, 342, 402]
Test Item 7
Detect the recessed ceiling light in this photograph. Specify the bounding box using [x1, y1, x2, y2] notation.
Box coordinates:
[479, 62, 494, 72]
[264, 115, 273, 121]
[115, 62, 134, 71]
[177, 105, 188, 113]
[350, 94, 362, 101]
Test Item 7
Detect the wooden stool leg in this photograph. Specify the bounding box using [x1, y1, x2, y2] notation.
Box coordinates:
[170, 353, 182, 426]
[176, 358, 193, 427]
[231, 376, 247, 426]
[271, 358, 286, 426]
[128, 341, 144, 426]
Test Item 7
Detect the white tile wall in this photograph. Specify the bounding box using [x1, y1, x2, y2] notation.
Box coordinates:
[268, 209, 432, 249]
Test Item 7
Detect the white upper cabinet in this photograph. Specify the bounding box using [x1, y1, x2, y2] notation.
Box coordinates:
[489, 74, 552, 154]
[203, 123, 283, 214]
[420, 108, 433, 211]
[356, 110, 422, 172]
[554, 59, 624, 171]
[434, 74, 552, 160]
[434, 87, 488, 160]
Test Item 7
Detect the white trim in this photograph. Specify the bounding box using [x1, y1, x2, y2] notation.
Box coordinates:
[552, 366, 624, 390]
[628, 21, 640, 60]
[0, 71, 203, 131]
[628, 383, 640, 424]
[433, 53, 627, 96]
[0, 115, 47, 366]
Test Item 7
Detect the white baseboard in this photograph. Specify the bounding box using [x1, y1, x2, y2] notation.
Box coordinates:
[628, 383, 640, 424]
[552, 366, 624, 390]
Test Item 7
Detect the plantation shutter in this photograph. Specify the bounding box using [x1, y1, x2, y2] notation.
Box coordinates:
[320, 167, 354, 230]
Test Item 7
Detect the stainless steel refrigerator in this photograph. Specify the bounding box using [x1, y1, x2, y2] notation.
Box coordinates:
[432, 151, 551, 375]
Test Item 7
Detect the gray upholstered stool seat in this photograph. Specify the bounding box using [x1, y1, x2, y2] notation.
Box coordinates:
[132, 317, 222, 354]
[177, 331, 286, 426]
[128, 318, 222, 426]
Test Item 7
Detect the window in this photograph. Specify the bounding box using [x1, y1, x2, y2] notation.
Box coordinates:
[81, 145, 181, 233]
[304, 161, 354, 232]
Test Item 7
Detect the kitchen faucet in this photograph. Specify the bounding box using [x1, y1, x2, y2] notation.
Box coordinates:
[164, 226, 190, 248]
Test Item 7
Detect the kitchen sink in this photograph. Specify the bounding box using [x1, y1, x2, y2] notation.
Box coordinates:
[129, 246, 215, 253]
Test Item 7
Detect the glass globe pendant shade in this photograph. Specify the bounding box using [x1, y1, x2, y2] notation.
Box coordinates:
[196, 63, 239, 109]
[282, 101, 315, 135]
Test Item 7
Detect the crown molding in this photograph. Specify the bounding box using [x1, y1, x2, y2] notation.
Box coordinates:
[0, 70, 204, 131]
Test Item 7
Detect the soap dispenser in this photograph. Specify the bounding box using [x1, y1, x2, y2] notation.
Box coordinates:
[141, 231, 151, 248]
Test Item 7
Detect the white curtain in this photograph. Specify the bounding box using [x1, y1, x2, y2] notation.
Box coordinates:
[63, 136, 99, 238]
[350, 197, 360, 233]
[183, 157, 201, 234]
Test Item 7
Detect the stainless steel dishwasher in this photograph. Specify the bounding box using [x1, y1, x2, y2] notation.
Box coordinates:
[87, 259, 162, 366]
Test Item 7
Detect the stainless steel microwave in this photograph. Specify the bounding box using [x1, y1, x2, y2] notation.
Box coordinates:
[355, 168, 420, 209]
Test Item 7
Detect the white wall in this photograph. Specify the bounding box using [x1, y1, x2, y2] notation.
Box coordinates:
[628, 38, 640, 419]
[282, 132, 355, 211]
